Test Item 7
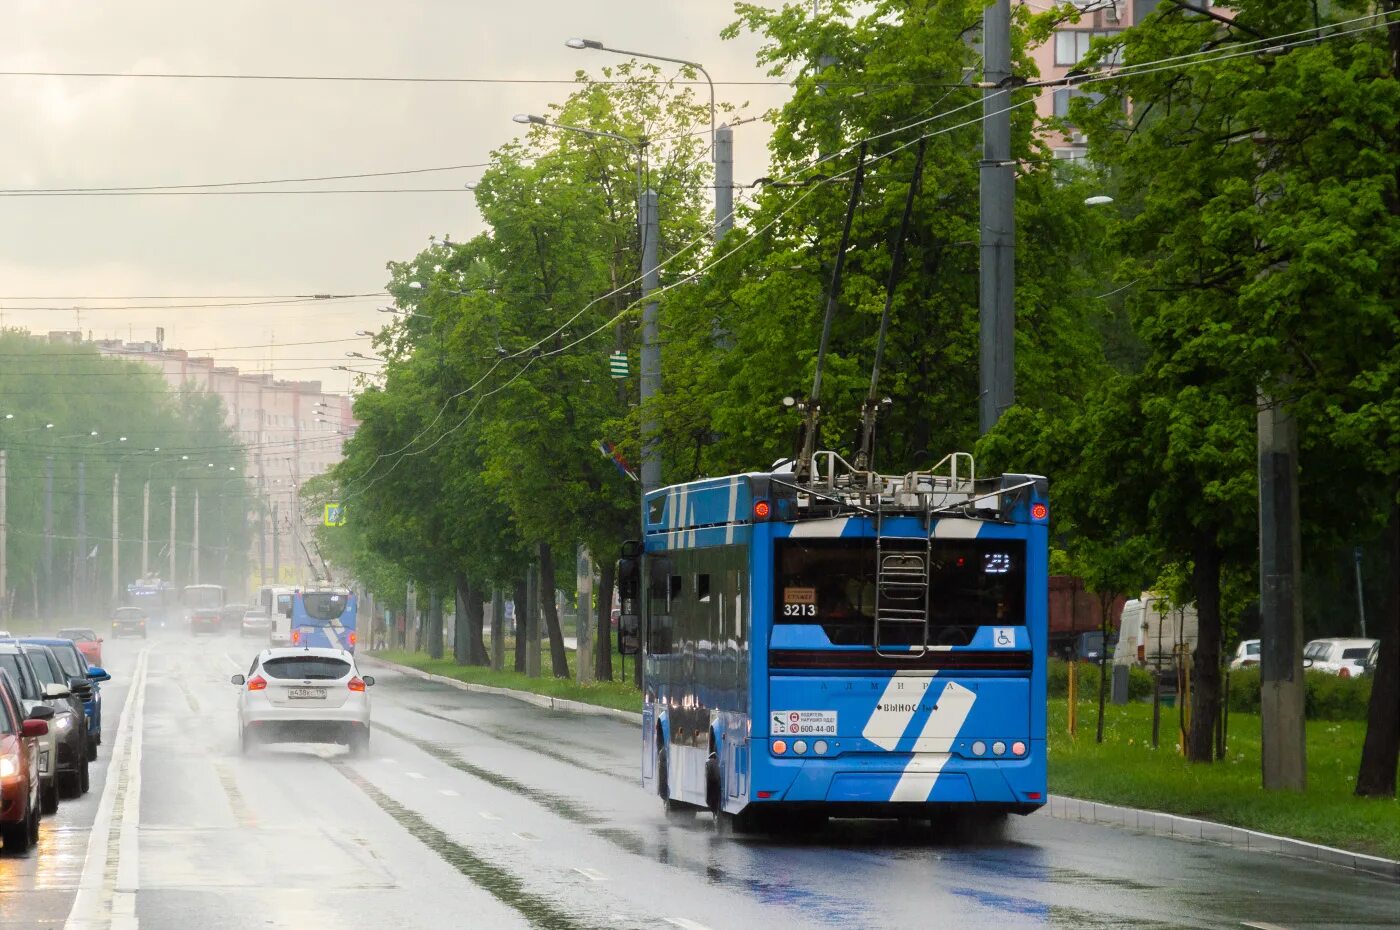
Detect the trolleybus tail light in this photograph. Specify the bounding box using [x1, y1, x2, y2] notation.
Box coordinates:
[757, 791, 774, 799]
[793, 740, 808, 754]
[992, 741, 1007, 756]
[246, 675, 267, 692]
[291, 630, 301, 645]
[348, 677, 366, 692]
[772, 739, 788, 755]
[1031, 502, 1049, 521]
[348, 631, 357, 647]
[1027, 792, 1042, 801]
[753, 500, 771, 520]
[1012, 741, 1026, 756]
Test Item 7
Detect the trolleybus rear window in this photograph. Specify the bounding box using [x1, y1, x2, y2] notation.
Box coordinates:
[775, 539, 1026, 646]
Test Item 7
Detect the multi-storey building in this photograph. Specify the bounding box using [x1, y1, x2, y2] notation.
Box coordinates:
[92, 336, 355, 589]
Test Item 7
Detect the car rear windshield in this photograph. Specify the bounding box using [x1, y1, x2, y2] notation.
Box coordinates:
[114, 608, 145, 619]
[52, 646, 84, 677]
[1341, 647, 1370, 660]
[302, 592, 350, 621]
[262, 656, 351, 680]
[0, 655, 39, 700]
[58, 629, 97, 641]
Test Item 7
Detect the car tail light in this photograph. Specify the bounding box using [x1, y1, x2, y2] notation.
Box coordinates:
[1339, 667, 1351, 679]
[348, 631, 357, 647]
[348, 677, 366, 692]
[291, 630, 301, 644]
[247, 676, 267, 692]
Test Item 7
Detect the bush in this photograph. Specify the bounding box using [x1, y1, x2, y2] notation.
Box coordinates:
[1047, 658, 1152, 702]
[1227, 666, 1372, 721]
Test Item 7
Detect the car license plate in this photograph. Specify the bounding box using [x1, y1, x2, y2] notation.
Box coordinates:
[39, 750, 51, 775]
[288, 688, 326, 700]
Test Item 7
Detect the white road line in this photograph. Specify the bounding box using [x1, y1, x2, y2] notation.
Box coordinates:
[572, 867, 608, 881]
[1241, 923, 1294, 930]
[439, 789, 459, 797]
[479, 811, 501, 821]
[663, 919, 714, 930]
[404, 771, 426, 780]
[513, 831, 540, 842]
[379, 757, 398, 765]
[223, 653, 243, 671]
[65, 646, 150, 930]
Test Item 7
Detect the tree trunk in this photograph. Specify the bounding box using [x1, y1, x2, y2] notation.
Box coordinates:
[467, 580, 488, 665]
[595, 557, 616, 682]
[1356, 499, 1399, 797]
[453, 574, 470, 665]
[1187, 532, 1223, 763]
[512, 577, 528, 673]
[538, 543, 570, 679]
[427, 589, 444, 660]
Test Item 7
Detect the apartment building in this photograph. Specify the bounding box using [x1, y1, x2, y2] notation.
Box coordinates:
[92, 336, 355, 588]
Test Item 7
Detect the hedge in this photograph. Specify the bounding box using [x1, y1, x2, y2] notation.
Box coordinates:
[1047, 658, 1154, 702]
[1227, 667, 1372, 721]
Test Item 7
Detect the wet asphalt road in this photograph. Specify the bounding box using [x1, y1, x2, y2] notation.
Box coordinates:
[2, 633, 1397, 930]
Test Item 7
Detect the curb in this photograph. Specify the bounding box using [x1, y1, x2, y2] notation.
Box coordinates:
[1047, 795, 1400, 882]
[358, 654, 644, 726]
[361, 655, 1396, 881]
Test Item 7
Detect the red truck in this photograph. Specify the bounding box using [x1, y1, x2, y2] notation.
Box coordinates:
[1048, 576, 1125, 660]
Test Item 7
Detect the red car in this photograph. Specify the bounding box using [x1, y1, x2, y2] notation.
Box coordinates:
[56, 628, 103, 667]
[0, 668, 50, 853]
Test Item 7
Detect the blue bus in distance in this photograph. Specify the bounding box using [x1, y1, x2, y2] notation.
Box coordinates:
[617, 452, 1049, 826]
[290, 586, 358, 652]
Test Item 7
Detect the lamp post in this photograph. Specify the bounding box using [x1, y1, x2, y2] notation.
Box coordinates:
[514, 112, 662, 498]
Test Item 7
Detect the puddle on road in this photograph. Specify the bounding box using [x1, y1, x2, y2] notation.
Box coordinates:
[336, 765, 601, 930]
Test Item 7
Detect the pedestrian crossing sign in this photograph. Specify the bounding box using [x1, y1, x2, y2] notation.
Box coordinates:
[609, 351, 629, 379]
[324, 502, 347, 526]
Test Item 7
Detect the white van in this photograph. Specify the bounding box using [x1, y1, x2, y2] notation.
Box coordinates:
[1112, 593, 1199, 672]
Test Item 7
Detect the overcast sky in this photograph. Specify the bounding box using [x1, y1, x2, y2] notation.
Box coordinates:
[0, 1, 791, 393]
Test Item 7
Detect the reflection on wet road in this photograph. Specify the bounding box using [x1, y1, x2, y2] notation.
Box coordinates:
[2, 634, 1396, 929]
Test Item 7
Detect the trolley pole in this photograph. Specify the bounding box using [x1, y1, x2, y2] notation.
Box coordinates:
[639, 189, 662, 497]
[979, 0, 1016, 434]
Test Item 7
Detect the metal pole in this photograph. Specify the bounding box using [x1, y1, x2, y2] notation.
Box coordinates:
[142, 479, 150, 577]
[271, 502, 280, 587]
[1259, 389, 1307, 790]
[714, 124, 734, 242]
[193, 487, 200, 585]
[76, 462, 86, 614]
[169, 484, 177, 585]
[639, 188, 662, 496]
[490, 588, 505, 672]
[577, 546, 594, 685]
[979, 0, 1016, 434]
[111, 470, 120, 605]
[43, 456, 53, 613]
[1353, 546, 1367, 638]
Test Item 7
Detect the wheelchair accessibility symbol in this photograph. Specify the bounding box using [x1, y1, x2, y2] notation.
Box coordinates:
[993, 627, 1014, 648]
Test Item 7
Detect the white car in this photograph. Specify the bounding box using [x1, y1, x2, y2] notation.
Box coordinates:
[1303, 638, 1377, 678]
[231, 647, 373, 755]
[1229, 639, 1261, 670]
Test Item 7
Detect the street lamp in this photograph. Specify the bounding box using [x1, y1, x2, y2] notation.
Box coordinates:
[564, 37, 715, 149]
[345, 351, 384, 362]
[513, 113, 646, 207]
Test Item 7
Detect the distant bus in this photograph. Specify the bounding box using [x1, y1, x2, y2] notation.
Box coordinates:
[258, 585, 296, 646]
[125, 578, 176, 623]
[618, 451, 1049, 827]
[290, 586, 358, 652]
[181, 584, 225, 614]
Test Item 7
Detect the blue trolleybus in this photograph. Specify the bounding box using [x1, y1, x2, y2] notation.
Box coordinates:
[617, 452, 1049, 824]
[290, 586, 358, 652]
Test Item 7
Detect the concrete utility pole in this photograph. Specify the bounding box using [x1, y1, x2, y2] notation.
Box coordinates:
[525, 563, 541, 678]
[0, 450, 6, 620]
[714, 124, 734, 242]
[1259, 391, 1307, 790]
[576, 546, 594, 684]
[141, 478, 150, 577]
[169, 485, 177, 585]
[43, 457, 53, 612]
[979, 0, 1016, 434]
[76, 462, 86, 613]
[111, 470, 120, 604]
[490, 588, 505, 672]
[405, 580, 418, 652]
[640, 189, 662, 497]
[427, 589, 444, 660]
[192, 488, 201, 585]
[271, 503, 280, 587]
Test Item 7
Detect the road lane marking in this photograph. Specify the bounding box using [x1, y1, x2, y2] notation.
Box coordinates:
[479, 811, 501, 820]
[439, 789, 460, 797]
[513, 831, 540, 842]
[379, 757, 398, 764]
[65, 646, 150, 930]
[405, 771, 426, 780]
[1242, 923, 1294, 930]
[572, 867, 608, 881]
[663, 919, 713, 930]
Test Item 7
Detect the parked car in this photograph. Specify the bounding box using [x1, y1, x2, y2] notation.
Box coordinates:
[22, 638, 109, 755]
[240, 608, 273, 639]
[0, 644, 62, 813]
[55, 628, 102, 667]
[1359, 641, 1379, 677]
[16, 644, 88, 804]
[1113, 594, 1198, 676]
[110, 606, 149, 639]
[221, 603, 250, 634]
[190, 608, 222, 636]
[231, 647, 374, 755]
[1230, 639, 1261, 670]
[1303, 638, 1377, 678]
[0, 667, 50, 853]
